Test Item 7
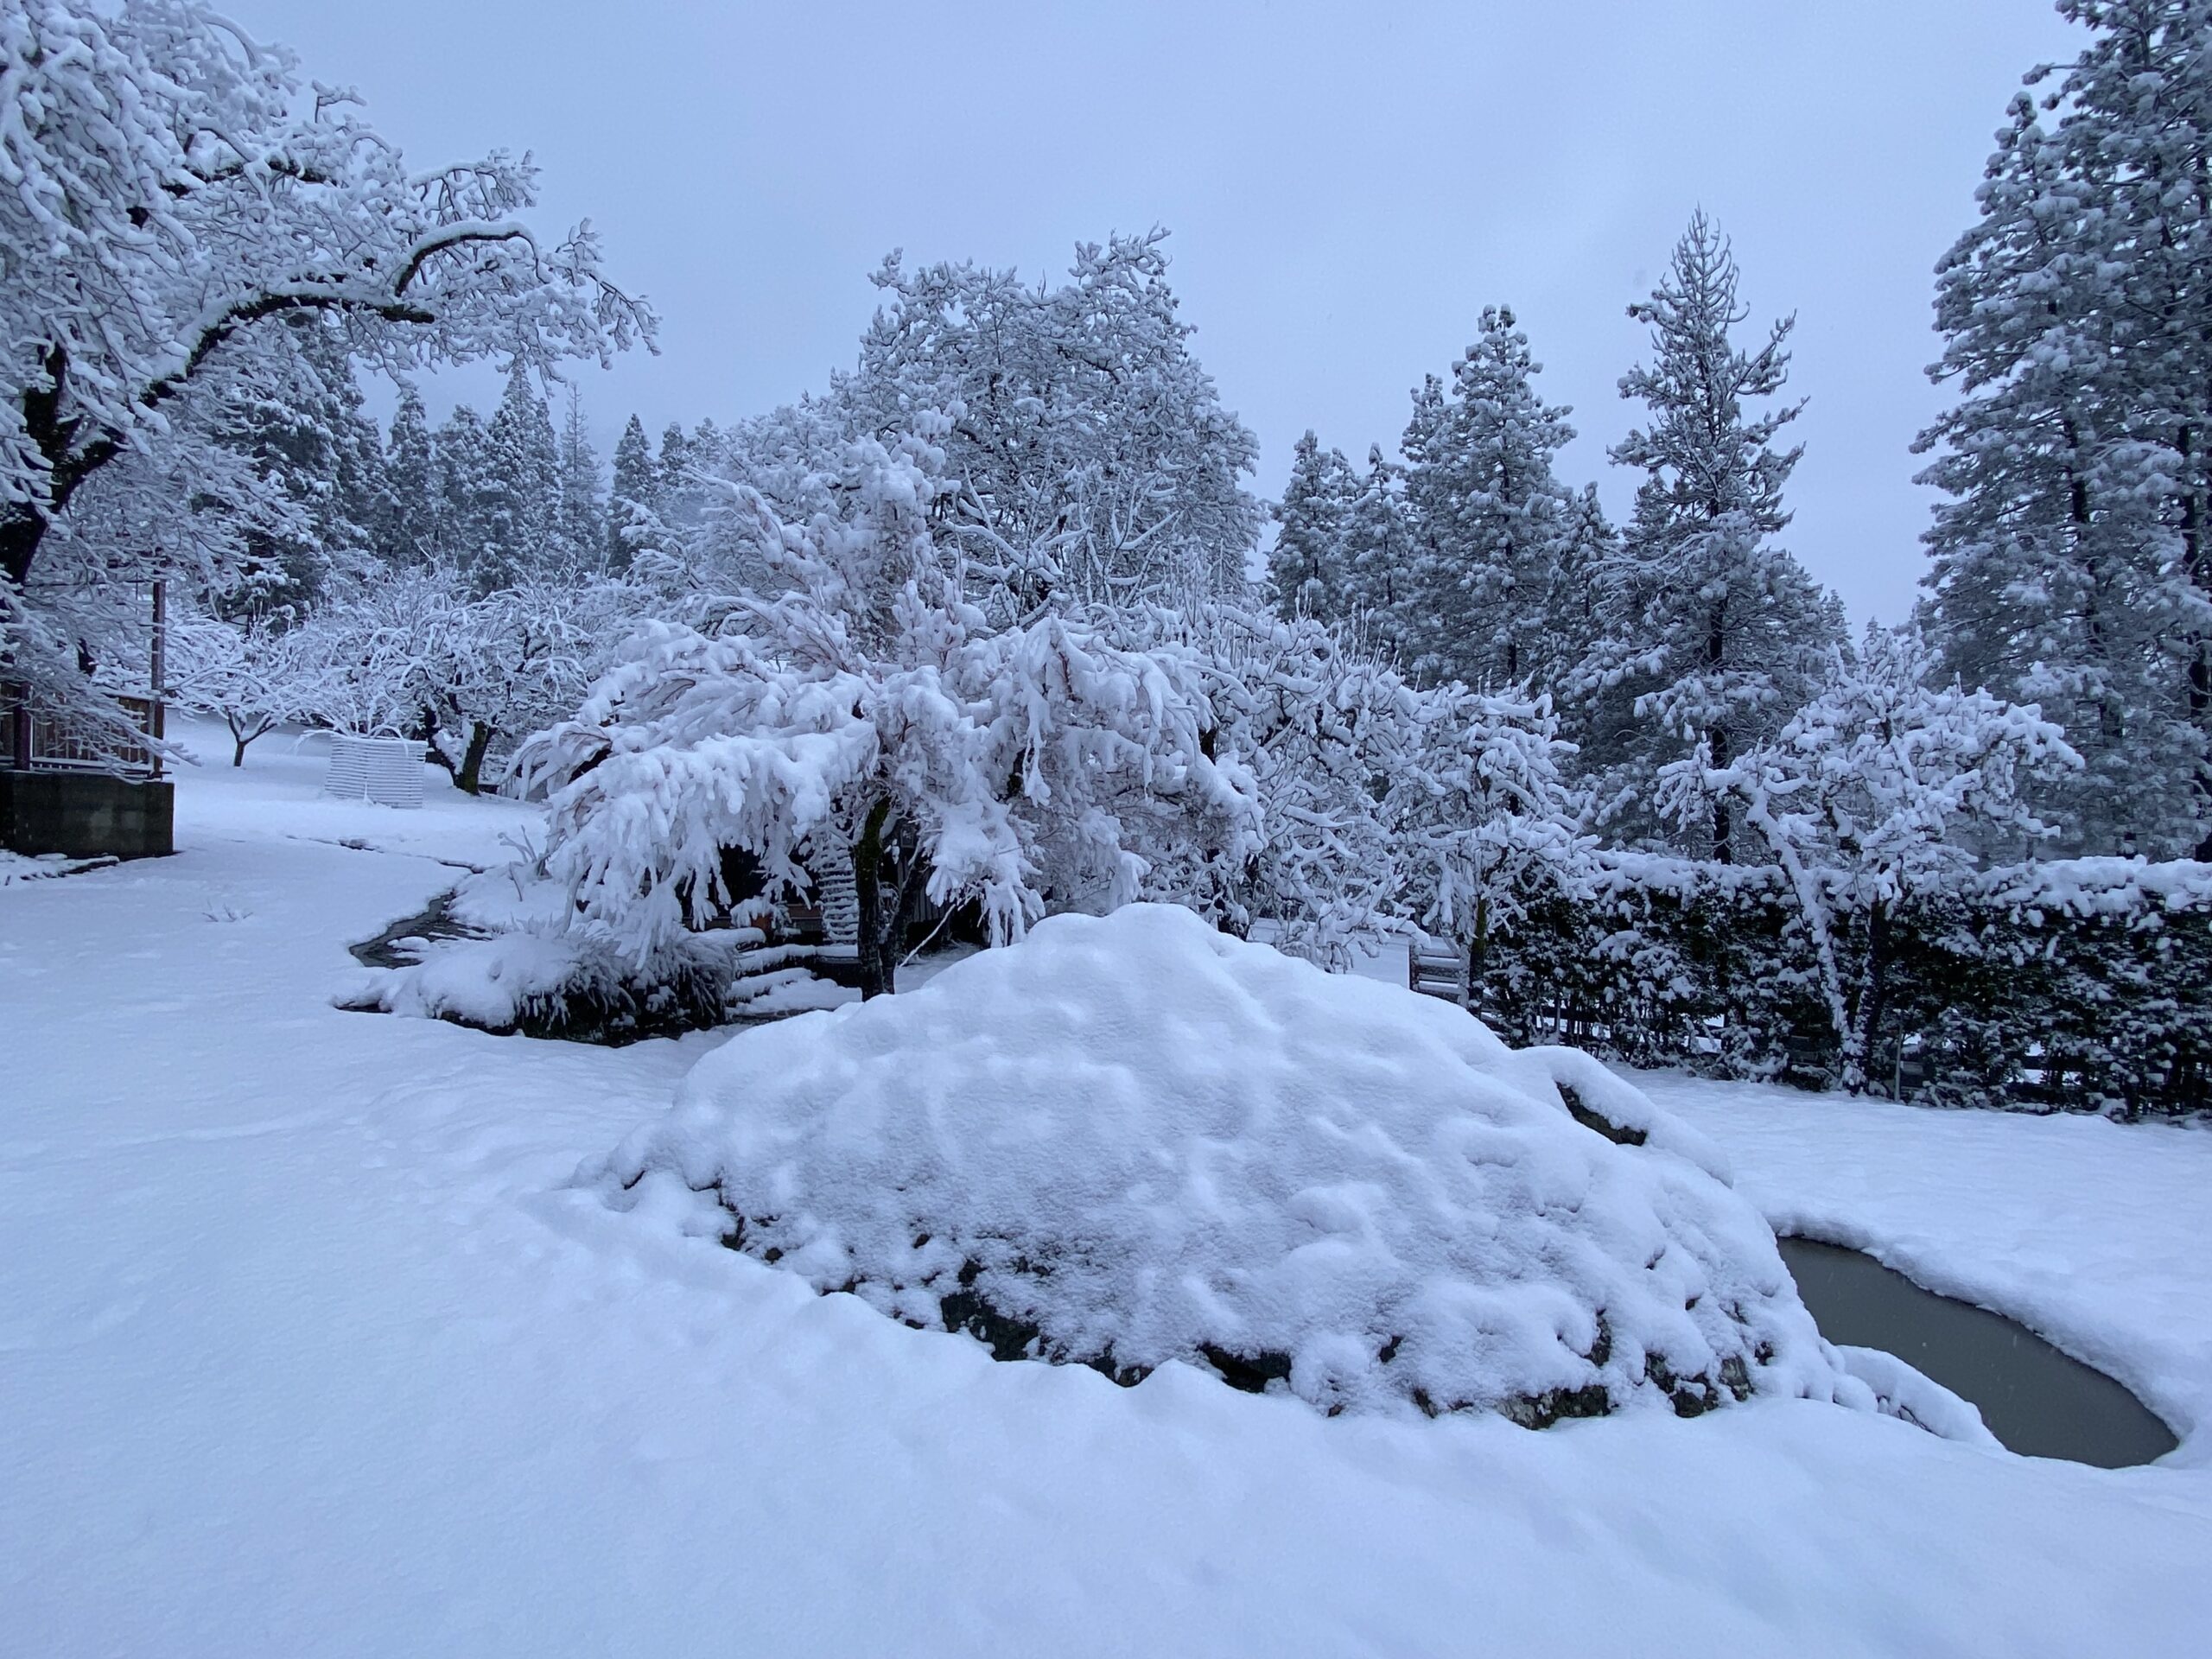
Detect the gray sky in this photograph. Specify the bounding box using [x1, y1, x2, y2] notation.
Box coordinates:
[230, 0, 2082, 623]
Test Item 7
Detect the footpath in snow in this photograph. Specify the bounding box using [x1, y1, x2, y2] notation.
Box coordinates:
[2, 726, 2209, 1657]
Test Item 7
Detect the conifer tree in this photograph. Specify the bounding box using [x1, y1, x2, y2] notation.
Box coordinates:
[380, 383, 435, 568]
[556, 386, 606, 574]
[1915, 0, 2212, 856]
[477, 367, 561, 589]
[1579, 213, 1841, 860]
[607, 413, 659, 571]
[1268, 432, 1358, 619]
[1342, 446, 1414, 658]
[1400, 308, 1583, 692]
[433, 405, 495, 573]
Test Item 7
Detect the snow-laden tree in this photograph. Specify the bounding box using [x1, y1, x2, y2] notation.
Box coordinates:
[1575, 213, 1843, 858]
[209, 315, 387, 613]
[169, 603, 327, 765]
[378, 383, 436, 568]
[1658, 622, 2078, 1090]
[840, 229, 1263, 613]
[1125, 605, 1416, 965]
[1339, 446, 1414, 658]
[1268, 433, 1359, 620]
[1914, 0, 2212, 858]
[605, 413, 659, 571]
[472, 368, 562, 591]
[0, 0, 651, 734]
[1400, 307, 1586, 693]
[516, 423, 1255, 998]
[555, 387, 606, 574]
[1390, 686, 1588, 991]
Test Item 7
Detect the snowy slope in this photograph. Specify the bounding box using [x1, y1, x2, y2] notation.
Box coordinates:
[2, 721, 2208, 1656]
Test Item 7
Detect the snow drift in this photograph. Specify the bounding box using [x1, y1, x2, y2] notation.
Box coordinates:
[587, 904, 1865, 1422]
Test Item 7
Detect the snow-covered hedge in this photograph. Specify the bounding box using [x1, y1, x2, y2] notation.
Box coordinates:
[1478, 855, 2212, 1116]
[586, 905, 1865, 1424]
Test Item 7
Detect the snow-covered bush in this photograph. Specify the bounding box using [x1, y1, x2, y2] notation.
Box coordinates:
[588, 906, 1864, 1423]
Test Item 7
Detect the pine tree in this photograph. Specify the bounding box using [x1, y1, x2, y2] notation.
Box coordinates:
[1579, 213, 1842, 860]
[1342, 446, 1414, 658]
[1268, 432, 1358, 619]
[607, 413, 658, 571]
[379, 382, 435, 568]
[1915, 0, 2212, 857]
[213, 315, 388, 613]
[433, 405, 495, 572]
[476, 366, 561, 589]
[1400, 307, 1583, 692]
[556, 386, 606, 573]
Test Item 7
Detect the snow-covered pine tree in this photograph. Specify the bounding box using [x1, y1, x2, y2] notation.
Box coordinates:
[433, 406, 496, 574]
[1399, 307, 1584, 693]
[556, 387, 607, 574]
[1915, 0, 2212, 857]
[210, 316, 388, 614]
[476, 368, 562, 590]
[379, 383, 436, 568]
[607, 414, 659, 571]
[1579, 213, 1842, 860]
[1268, 432, 1358, 620]
[1340, 446, 1414, 658]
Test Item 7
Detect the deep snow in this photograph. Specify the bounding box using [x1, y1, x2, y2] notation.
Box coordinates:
[3, 720, 2209, 1656]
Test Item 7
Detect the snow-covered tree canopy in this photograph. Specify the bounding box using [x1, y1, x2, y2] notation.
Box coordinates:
[517, 427, 1258, 996]
[0, 0, 654, 720]
[1914, 0, 2212, 859]
[1657, 622, 2078, 1086]
[832, 229, 1264, 615]
[1574, 212, 1842, 857]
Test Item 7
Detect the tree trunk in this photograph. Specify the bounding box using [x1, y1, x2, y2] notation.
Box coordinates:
[852, 798, 895, 1000]
[454, 721, 494, 796]
[1845, 903, 1891, 1096]
[1708, 725, 1732, 864]
[1, 508, 44, 591]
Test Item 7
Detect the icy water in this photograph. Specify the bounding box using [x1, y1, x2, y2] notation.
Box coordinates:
[1778, 1237, 2178, 1469]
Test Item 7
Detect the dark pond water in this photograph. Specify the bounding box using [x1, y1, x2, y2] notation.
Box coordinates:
[1777, 1236, 2177, 1469]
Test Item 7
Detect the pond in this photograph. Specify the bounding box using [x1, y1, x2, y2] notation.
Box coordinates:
[1777, 1237, 2177, 1469]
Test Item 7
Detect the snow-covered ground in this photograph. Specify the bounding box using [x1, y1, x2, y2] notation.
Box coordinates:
[3, 721, 2209, 1657]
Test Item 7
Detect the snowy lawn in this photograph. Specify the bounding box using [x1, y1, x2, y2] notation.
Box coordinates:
[3, 725, 2209, 1656]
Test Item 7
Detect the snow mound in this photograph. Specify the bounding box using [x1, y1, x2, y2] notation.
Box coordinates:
[588, 904, 1865, 1422]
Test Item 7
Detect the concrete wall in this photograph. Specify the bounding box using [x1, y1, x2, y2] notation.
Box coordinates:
[0, 771, 175, 860]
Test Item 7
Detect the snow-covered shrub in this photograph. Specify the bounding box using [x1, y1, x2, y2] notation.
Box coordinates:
[1474, 850, 2212, 1115]
[588, 905, 1866, 1423]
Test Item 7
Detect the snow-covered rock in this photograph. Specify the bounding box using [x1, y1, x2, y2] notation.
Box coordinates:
[588, 904, 1866, 1422]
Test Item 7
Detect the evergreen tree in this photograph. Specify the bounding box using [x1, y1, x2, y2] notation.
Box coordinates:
[607, 413, 659, 571]
[213, 315, 388, 613]
[476, 366, 561, 589]
[379, 382, 435, 568]
[1268, 432, 1358, 618]
[1578, 213, 1842, 860]
[1342, 446, 1414, 658]
[556, 386, 607, 573]
[1400, 307, 1583, 691]
[1915, 0, 2212, 857]
[433, 404, 496, 573]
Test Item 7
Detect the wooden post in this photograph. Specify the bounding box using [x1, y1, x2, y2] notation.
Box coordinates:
[9, 700, 29, 772]
[148, 579, 167, 779]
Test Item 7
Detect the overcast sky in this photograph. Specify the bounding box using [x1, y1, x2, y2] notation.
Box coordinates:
[228, 0, 2083, 623]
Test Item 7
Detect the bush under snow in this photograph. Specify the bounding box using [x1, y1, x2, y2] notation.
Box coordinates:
[588, 904, 1866, 1423]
